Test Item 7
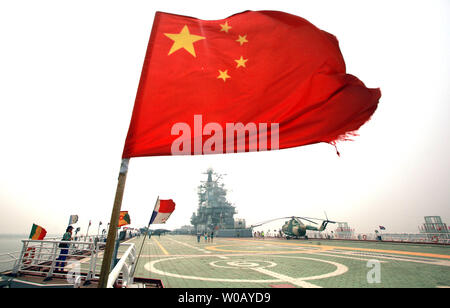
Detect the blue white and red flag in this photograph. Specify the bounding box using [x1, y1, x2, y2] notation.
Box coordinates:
[149, 199, 176, 225]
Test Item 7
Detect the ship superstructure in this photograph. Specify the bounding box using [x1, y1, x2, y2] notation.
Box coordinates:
[190, 169, 236, 233]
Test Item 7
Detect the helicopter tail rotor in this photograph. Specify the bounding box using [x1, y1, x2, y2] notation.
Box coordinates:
[324, 211, 336, 224]
[318, 212, 337, 231]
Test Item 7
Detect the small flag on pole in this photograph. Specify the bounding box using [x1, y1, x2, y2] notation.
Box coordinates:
[379, 226, 386, 230]
[68, 215, 78, 225]
[118, 211, 131, 227]
[149, 199, 176, 225]
[29, 224, 47, 240]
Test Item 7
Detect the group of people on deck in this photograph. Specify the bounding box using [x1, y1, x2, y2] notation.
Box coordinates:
[253, 231, 265, 239]
[196, 231, 214, 243]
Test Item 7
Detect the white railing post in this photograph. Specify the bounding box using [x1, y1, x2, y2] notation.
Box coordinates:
[92, 244, 100, 280]
[45, 242, 58, 280]
[86, 242, 99, 283]
[122, 263, 130, 287]
[12, 240, 27, 275]
[35, 241, 44, 266]
[128, 246, 136, 285]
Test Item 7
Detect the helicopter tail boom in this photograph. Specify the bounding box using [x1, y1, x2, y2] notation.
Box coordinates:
[318, 220, 329, 231]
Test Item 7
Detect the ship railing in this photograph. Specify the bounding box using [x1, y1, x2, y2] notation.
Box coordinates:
[12, 239, 104, 286]
[106, 243, 136, 288]
[381, 233, 450, 243]
[11, 238, 136, 287]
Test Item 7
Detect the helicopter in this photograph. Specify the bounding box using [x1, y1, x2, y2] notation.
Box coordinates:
[251, 212, 338, 240]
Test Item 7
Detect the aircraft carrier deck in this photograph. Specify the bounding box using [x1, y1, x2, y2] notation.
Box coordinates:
[128, 235, 450, 288]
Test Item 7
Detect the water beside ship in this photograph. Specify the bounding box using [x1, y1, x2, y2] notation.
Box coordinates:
[0, 234, 28, 254]
[0, 234, 26, 272]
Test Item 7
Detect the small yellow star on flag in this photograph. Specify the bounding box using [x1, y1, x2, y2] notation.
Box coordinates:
[235, 56, 248, 68]
[220, 21, 232, 33]
[164, 25, 205, 57]
[236, 34, 248, 46]
[217, 70, 231, 82]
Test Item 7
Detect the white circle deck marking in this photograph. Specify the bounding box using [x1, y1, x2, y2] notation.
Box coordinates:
[210, 259, 277, 269]
[228, 261, 259, 267]
[145, 257, 281, 283]
[144, 255, 347, 287]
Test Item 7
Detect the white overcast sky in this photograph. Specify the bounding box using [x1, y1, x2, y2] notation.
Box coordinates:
[0, 0, 449, 236]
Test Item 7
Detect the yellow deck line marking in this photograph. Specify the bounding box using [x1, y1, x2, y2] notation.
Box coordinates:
[153, 238, 169, 255]
[227, 239, 450, 260]
[167, 237, 211, 254]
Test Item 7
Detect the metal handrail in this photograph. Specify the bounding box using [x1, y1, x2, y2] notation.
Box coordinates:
[106, 243, 136, 288]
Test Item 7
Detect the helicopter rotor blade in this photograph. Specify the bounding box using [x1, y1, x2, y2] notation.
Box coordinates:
[250, 217, 293, 228]
[299, 216, 340, 224]
[298, 216, 323, 221]
[250, 223, 264, 228]
[250, 215, 342, 229]
[323, 212, 337, 223]
[294, 216, 318, 225]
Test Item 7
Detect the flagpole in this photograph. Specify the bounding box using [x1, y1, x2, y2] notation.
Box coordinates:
[97, 222, 102, 238]
[131, 196, 159, 278]
[98, 158, 129, 288]
[86, 221, 91, 241]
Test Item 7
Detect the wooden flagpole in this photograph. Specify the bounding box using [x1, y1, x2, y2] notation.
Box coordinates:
[98, 158, 129, 288]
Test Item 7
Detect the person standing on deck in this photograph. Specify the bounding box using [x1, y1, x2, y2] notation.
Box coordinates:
[55, 226, 73, 271]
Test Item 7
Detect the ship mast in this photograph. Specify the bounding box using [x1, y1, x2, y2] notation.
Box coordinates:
[191, 168, 236, 233]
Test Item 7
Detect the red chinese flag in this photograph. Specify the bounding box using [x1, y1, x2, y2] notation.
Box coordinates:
[122, 11, 380, 158]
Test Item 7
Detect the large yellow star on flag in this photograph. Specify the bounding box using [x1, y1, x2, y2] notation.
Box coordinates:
[164, 25, 205, 57]
[235, 56, 248, 68]
[217, 70, 231, 82]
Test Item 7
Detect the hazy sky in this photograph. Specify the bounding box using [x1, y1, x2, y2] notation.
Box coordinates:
[1, 0, 449, 236]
